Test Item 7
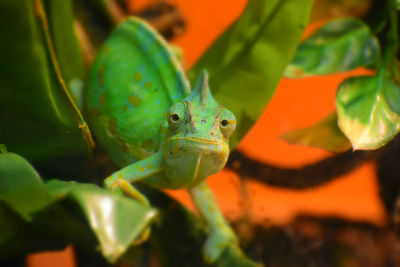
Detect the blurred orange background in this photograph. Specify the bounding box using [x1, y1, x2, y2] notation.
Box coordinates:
[27, 0, 385, 266]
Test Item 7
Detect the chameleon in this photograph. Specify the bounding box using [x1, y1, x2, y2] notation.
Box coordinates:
[86, 17, 238, 263]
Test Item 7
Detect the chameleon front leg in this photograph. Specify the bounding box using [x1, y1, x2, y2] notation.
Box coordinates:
[104, 152, 163, 203]
[104, 152, 164, 243]
[189, 181, 238, 263]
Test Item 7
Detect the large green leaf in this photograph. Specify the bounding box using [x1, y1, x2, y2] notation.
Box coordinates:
[0, 153, 156, 262]
[0, 153, 53, 220]
[0, 0, 91, 163]
[281, 113, 352, 153]
[336, 75, 400, 150]
[188, 0, 313, 148]
[284, 18, 380, 78]
[46, 180, 157, 262]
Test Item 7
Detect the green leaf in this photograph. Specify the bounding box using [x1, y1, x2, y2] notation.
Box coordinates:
[0, 153, 156, 263]
[281, 113, 352, 153]
[46, 180, 157, 263]
[0, 0, 91, 162]
[0, 153, 53, 220]
[336, 75, 400, 150]
[188, 0, 313, 148]
[0, 145, 7, 153]
[284, 18, 380, 78]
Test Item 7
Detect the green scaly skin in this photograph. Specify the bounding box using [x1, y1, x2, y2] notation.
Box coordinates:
[86, 17, 238, 263]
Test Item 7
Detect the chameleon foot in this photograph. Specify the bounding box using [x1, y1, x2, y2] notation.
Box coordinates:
[104, 176, 152, 244]
[203, 225, 239, 263]
[104, 176, 149, 205]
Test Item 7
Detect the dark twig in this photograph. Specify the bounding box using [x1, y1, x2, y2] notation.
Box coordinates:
[227, 147, 386, 189]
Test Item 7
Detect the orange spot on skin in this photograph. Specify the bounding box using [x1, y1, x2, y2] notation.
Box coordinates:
[146, 164, 152, 170]
[123, 105, 128, 112]
[136, 165, 146, 173]
[128, 95, 141, 108]
[100, 93, 105, 106]
[133, 72, 142, 81]
[99, 65, 106, 86]
[109, 117, 117, 135]
[144, 81, 152, 88]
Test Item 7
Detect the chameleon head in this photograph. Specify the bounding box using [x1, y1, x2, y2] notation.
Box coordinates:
[162, 70, 236, 188]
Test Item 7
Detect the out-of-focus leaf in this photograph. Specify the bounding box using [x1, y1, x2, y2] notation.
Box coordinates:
[284, 18, 380, 78]
[46, 0, 84, 90]
[144, 187, 260, 267]
[0, 152, 64, 259]
[188, 0, 313, 148]
[46, 180, 157, 263]
[0, 1, 91, 162]
[0, 153, 53, 219]
[336, 75, 400, 150]
[282, 113, 352, 153]
[0, 153, 156, 263]
[0, 145, 7, 153]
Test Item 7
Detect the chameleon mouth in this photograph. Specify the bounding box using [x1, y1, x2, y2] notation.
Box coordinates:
[166, 136, 222, 145]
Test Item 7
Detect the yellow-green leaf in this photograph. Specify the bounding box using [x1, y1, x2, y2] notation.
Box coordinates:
[282, 113, 352, 153]
[336, 75, 400, 150]
[188, 0, 313, 148]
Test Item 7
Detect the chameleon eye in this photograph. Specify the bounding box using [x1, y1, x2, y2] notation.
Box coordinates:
[219, 108, 236, 138]
[167, 102, 185, 126]
[171, 114, 180, 122]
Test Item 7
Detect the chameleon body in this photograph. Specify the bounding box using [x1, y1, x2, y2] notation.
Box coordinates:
[86, 17, 237, 263]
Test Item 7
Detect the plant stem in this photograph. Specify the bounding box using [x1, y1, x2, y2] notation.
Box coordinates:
[34, 0, 95, 152]
[380, 0, 398, 76]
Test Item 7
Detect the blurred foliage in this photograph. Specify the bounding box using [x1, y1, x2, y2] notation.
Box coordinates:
[284, 18, 379, 78]
[188, 0, 312, 149]
[0, 0, 92, 163]
[281, 113, 352, 153]
[283, 0, 400, 153]
[0, 152, 156, 262]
